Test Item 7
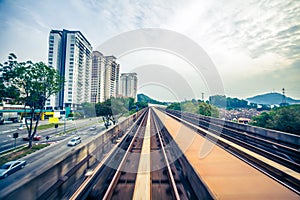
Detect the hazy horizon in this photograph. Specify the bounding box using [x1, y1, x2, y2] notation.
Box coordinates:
[138, 90, 300, 103]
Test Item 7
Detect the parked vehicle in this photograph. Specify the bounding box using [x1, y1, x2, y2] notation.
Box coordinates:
[0, 160, 26, 179]
[23, 135, 42, 141]
[67, 136, 81, 146]
[0, 112, 19, 124]
[89, 126, 96, 131]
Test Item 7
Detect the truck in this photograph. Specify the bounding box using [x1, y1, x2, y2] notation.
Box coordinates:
[0, 112, 20, 124]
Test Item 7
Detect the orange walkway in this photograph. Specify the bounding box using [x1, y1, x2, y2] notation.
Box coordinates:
[133, 110, 151, 200]
[154, 108, 299, 199]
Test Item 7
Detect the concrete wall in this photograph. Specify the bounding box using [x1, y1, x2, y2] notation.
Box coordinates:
[3, 111, 141, 200]
[208, 116, 300, 146]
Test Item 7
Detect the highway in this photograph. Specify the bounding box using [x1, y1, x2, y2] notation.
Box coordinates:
[0, 117, 107, 197]
[0, 118, 100, 153]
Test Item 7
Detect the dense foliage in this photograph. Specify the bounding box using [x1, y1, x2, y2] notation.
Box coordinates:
[250, 105, 300, 135]
[0, 53, 63, 148]
[137, 94, 167, 105]
[167, 100, 219, 118]
[80, 97, 148, 117]
[209, 95, 257, 109]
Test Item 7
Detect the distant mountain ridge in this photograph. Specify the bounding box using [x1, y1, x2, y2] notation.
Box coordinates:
[137, 94, 167, 105]
[247, 92, 300, 105]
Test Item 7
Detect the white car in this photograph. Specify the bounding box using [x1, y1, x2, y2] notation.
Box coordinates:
[67, 136, 81, 146]
[89, 126, 96, 131]
[0, 160, 26, 179]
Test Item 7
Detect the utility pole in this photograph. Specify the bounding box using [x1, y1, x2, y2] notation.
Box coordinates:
[201, 92, 204, 102]
[281, 88, 287, 106]
[64, 117, 66, 133]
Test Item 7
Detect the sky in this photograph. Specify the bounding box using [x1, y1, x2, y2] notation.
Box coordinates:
[0, 0, 299, 101]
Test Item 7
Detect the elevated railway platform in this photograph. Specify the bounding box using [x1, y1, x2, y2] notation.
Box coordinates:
[154, 108, 299, 199]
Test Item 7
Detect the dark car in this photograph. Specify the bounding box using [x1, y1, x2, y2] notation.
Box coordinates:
[0, 160, 26, 179]
[23, 135, 42, 141]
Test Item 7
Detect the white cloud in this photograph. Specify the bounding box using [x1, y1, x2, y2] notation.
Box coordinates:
[0, 0, 299, 99]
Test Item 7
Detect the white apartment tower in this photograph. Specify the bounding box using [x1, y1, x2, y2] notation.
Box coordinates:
[105, 56, 120, 101]
[120, 73, 138, 100]
[91, 52, 120, 103]
[91, 51, 106, 103]
[47, 29, 92, 110]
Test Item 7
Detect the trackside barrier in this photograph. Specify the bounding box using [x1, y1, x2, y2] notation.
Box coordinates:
[166, 109, 300, 147]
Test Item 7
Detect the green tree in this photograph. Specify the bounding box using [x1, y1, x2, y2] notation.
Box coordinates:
[198, 102, 219, 118]
[251, 112, 273, 128]
[250, 105, 300, 135]
[272, 106, 300, 134]
[81, 102, 96, 117]
[94, 97, 139, 117]
[226, 97, 248, 109]
[0, 53, 63, 148]
[167, 100, 219, 118]
[167, 102, 181, 110]
[135, 101, 148, 110]
[95, 99, 112, 116]
[182, 101, 198, 113]
[110, 97, 129, 115]
[209, 95, 226, 108]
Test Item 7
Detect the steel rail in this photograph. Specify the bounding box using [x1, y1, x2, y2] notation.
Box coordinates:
[102, 111, 149, 200]
[151, 111, 181, 200]
[69, 110, 148, 200]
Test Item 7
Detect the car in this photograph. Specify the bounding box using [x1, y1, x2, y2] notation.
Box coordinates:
[116, 138, 121, 143]
[23, 135, 42, 141]
[89, 126, 96, 131]
[67, 136, 81, 146]
[0, 160, 26, 179]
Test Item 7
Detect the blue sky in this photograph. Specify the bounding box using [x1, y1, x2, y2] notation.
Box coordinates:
[0, 0, 299, 101]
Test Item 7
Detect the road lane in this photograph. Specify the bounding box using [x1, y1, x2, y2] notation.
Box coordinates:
[0, 121, 107, 197]
[0, 118, 101, 153]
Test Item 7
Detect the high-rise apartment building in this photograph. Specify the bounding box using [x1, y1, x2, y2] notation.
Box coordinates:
[105, 56, 120, 101]
[91, 52, 120, 103]
[47, 29, 92, 110]
[91, 51, 106, 103]
[120, 73, 138, 100]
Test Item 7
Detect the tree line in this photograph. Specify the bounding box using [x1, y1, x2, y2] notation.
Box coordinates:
[208, 95, 260, 109]
[167, 100, 219, 118]
[250, 104, 300, 135]
[78, 98, 148, 118]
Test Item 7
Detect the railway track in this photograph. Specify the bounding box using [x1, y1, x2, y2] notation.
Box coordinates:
[68, 109, 148, 200]
[70, 108, 212, 199]
[162, 108, 300, 195]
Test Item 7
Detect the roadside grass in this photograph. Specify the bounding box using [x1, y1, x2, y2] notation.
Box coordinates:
[0, 117, 108, 166]
[37, 123, 64, 130]
[0, 144, 50, 166]
[56, 128, 77, 136]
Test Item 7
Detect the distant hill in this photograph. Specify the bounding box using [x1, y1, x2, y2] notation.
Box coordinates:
[247, 92, 300, 105]
[137, 94, 167, 105]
